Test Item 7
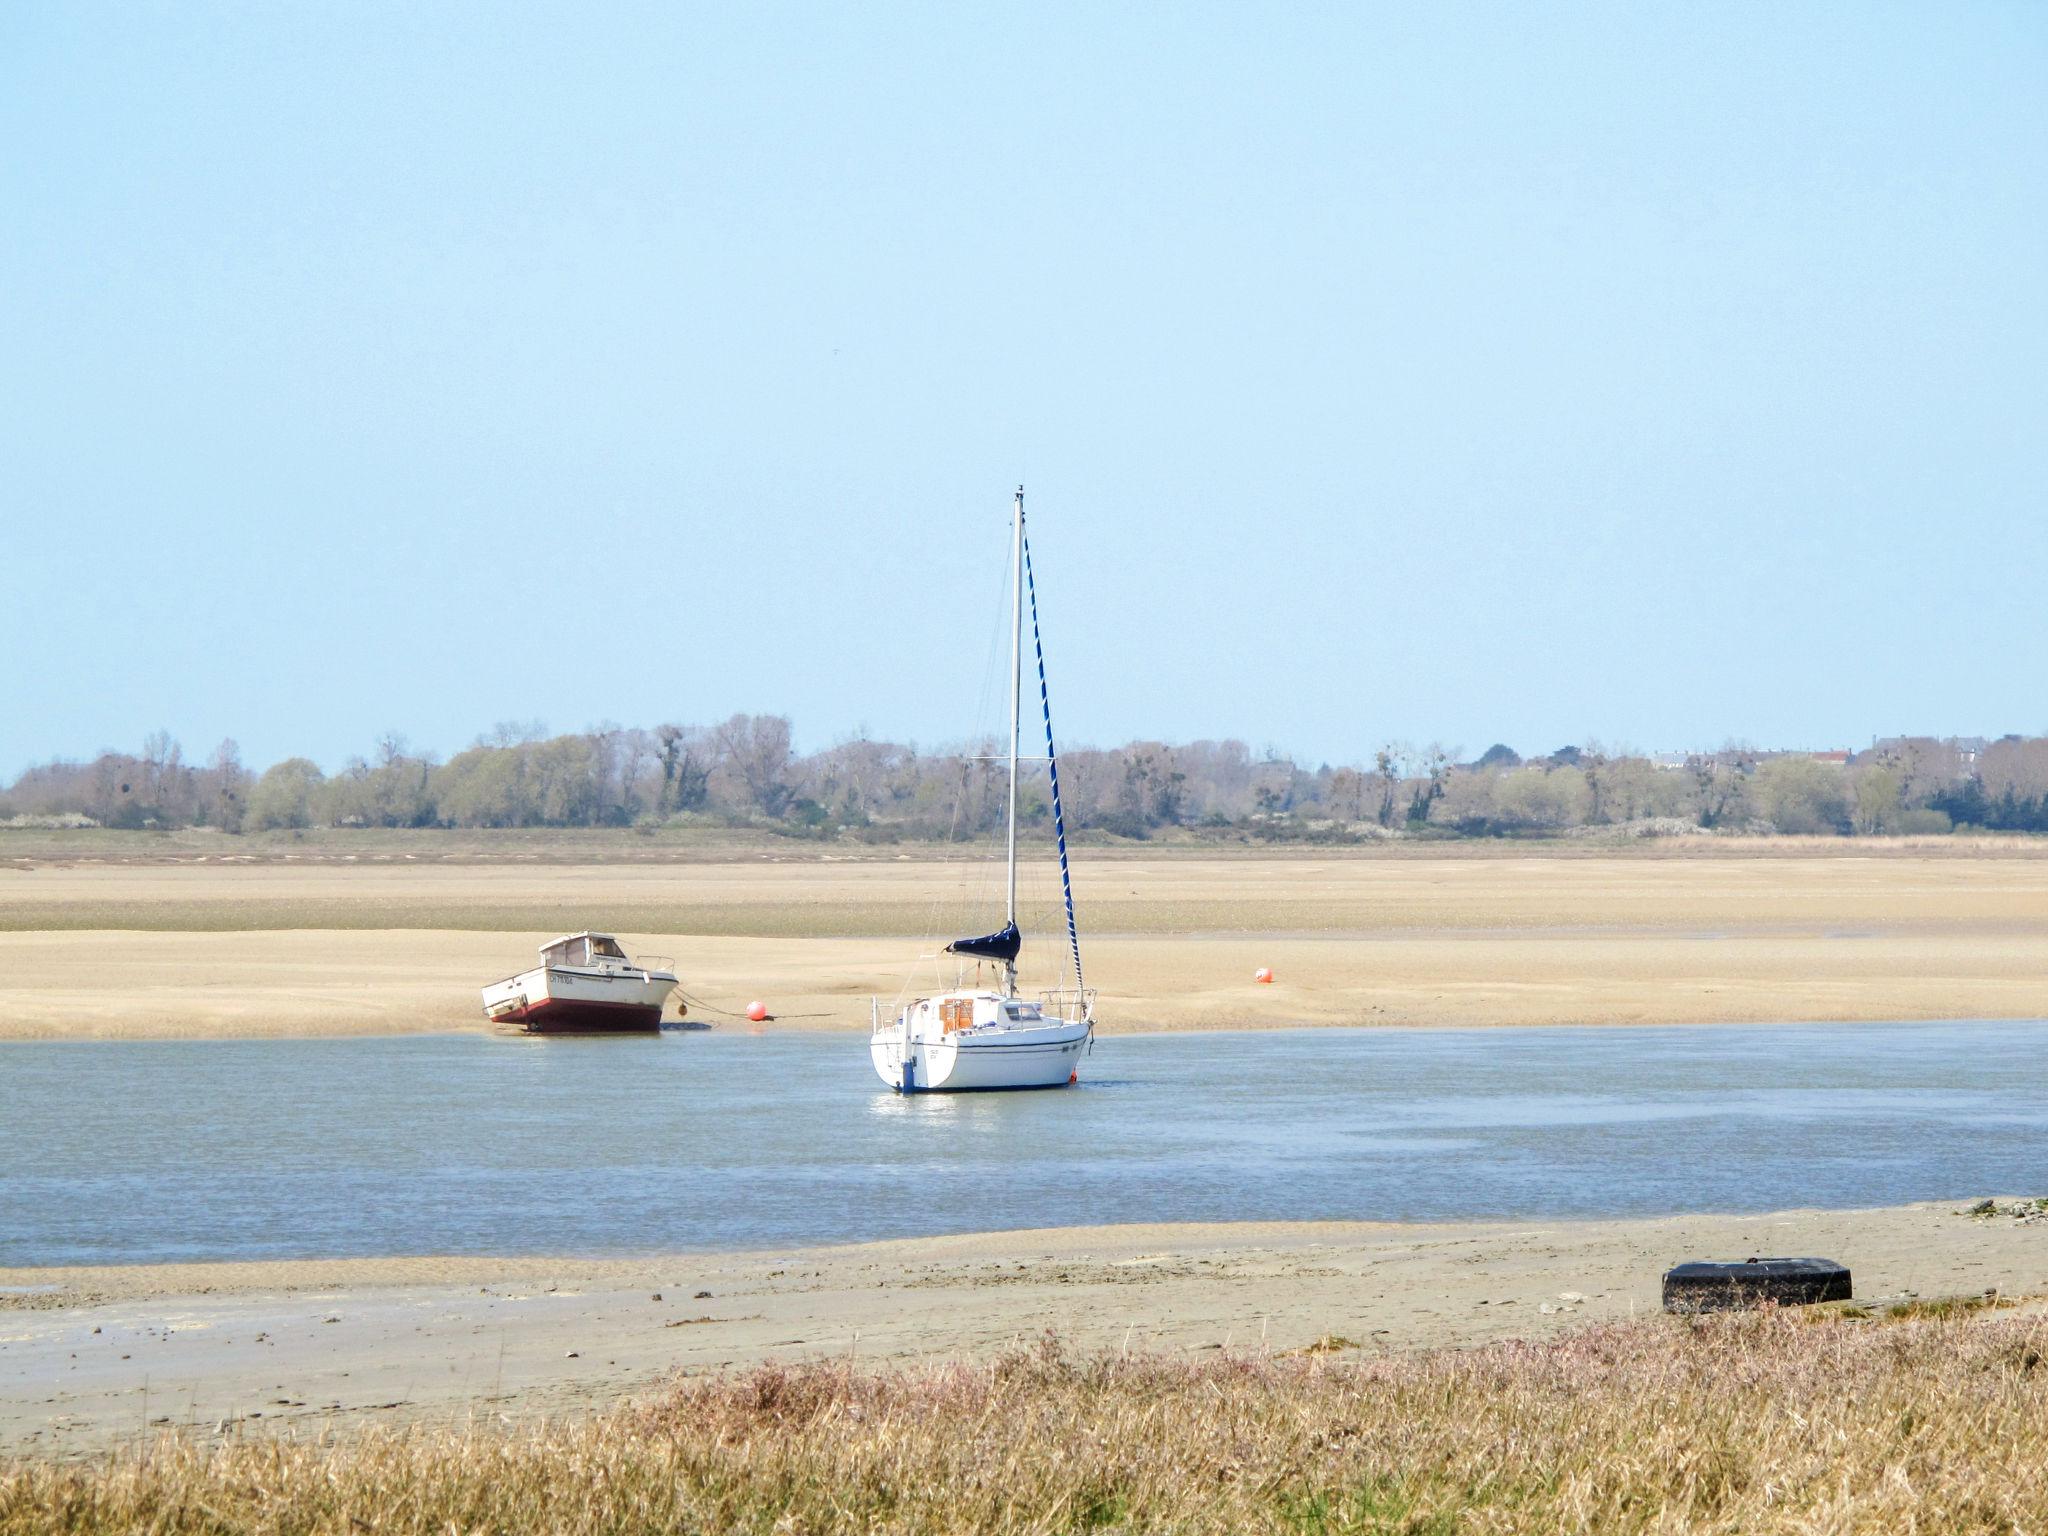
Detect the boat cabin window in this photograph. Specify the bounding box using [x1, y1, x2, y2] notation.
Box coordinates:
[542, 935, 626, 967]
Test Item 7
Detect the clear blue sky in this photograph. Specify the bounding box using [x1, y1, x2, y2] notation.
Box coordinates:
[5, 2, 2043, 774]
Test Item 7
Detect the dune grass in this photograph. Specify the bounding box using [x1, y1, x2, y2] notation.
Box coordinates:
[7, 1308, 2047, 1534]
[1884, 1291, 2018, 1321]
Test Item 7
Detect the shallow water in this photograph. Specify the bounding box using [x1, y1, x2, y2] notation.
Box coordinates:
[3, 1021, 2043, 1266]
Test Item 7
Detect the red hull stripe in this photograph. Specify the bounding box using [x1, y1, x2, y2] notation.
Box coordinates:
[510, 997, 663, 1033]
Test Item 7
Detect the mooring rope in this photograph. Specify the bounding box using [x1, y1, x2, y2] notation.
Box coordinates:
[671, 985, 833, 1023]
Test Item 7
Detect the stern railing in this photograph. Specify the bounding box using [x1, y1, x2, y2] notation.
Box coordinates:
[1038, 986, 1096, 1025]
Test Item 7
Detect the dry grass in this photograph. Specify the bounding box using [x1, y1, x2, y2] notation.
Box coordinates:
[8, 1310, 2048, 1534]
[1884, 1292, 2018, 1322]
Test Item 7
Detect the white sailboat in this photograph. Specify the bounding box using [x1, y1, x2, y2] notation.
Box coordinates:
[870, 487, 1096, 1092]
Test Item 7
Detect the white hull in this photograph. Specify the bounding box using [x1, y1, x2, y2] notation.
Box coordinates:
[870, 992, 1091, 1092]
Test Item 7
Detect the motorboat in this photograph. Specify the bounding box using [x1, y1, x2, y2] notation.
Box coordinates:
[481, 932, 678, 1033]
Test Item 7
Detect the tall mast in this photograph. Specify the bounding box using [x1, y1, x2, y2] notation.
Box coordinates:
[1005, 485, 1024, 995]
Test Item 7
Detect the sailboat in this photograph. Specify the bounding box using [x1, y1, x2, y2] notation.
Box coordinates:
[869, 487, 1096, 1092]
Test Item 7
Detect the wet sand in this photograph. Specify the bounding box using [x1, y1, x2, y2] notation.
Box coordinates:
[4, 1203, 2044, 1453]
[4, 850, 2048, 1037]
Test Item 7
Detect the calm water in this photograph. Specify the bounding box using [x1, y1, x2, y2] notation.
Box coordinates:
[3, 1022, 2044, 1267]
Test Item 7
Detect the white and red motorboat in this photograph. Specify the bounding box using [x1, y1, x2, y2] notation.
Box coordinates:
[481, 932, 679, 1034]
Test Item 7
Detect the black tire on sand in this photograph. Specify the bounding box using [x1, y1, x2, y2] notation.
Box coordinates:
[1662, 1257, 1852, 1313]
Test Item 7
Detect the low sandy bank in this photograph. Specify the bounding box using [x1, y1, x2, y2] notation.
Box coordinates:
[5, 1202, 2043, 1452]
[6, 853, 2048, 1039]
[2, 925, 2045, 1039]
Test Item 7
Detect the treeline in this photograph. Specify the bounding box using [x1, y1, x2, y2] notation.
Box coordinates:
[5, 723, 2047, 840]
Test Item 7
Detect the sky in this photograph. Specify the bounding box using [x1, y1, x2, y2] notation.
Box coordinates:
[4, 2, 2044, 774]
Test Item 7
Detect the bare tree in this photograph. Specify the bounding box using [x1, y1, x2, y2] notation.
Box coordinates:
[1980, 737, 2048, 803]
[1882, 737, 1963, 808]
[487, 720, 547, 748]
[655, 724, 712, 813]
[1579, 740, 1611, 824]
[713, 714, 794, 818]
[1407, 743, 1452, 824]
[140, 730, 176, 802]
[88, 752, 134, 824]
[1689, 746, 1757, 829]
[207, 739, 248, 831]
[1325, 767, 1364, 822]
[1370, 744, 1407, 828]
[136, 729, 197, 821]
[586, 722, 628, 822]
[614, 727, 655, 818]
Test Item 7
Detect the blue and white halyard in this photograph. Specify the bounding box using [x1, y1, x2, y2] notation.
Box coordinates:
[870, 487, 1096, 1092]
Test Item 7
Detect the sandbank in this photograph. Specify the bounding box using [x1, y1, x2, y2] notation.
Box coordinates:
[5, 851, 2048, 1037]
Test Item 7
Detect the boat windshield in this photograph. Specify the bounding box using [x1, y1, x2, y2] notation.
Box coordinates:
[543, 935, 628, 967]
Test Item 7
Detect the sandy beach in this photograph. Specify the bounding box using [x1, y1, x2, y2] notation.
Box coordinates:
[4, 1202, 2043, 1454]
[5, 843, 2048, 1038]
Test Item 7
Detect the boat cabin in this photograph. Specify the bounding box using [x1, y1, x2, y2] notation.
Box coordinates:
[915, 991, 1048, 1035]
[541, 932, 631, 969]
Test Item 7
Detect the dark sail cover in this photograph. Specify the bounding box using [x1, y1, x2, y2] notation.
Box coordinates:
[946, 921, 1021, 963]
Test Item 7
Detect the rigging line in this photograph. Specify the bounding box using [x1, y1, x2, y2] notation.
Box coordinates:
[959, 543, 1015, 935]
[900, 534, 1012, 1015]
[1022, 529, 1083, 995]
[908, 545, 1007, 999]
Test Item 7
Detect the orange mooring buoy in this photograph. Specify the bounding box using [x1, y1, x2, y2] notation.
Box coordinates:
[1254, 967, 1274, 984]
[745, 1000, 769, 1022]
